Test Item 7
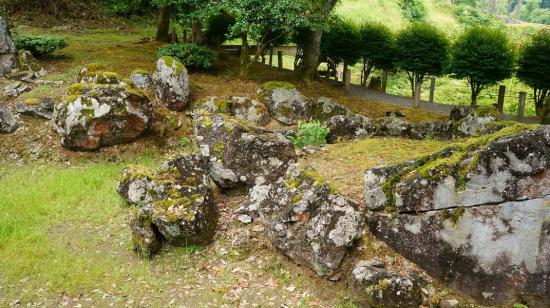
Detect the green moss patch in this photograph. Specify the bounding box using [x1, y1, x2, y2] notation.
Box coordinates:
[263, 81, 296, 91]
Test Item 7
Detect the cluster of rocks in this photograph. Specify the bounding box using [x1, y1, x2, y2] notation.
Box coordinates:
[324, 105, 500, 143]
[364, 125, 550, 306]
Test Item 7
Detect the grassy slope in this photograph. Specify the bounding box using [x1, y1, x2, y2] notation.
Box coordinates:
[335, 0, 545, 116]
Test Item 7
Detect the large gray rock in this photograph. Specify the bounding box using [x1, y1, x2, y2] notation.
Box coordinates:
[194, 112, 297, 189]
[0, 104, 19, 134]
[118, 155, 218, 257]
[350, 259, 422, 308]
[230, 96, 271, 126]
[129, 70, 151, 90]
[252, 163, 364, 277]
[52, 84, 152, 150]
[324, 114, 372, 143]
[263, 87, 310, 125]
[0, 16, 17, 76]
[152, 56, 190, 111]
[365, 125, 550, 306]
[310, 97, 353, 123]
[16, 97, 55, 119]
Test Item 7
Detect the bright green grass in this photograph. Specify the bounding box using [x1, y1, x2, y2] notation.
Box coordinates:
[0, 154, 160, 303]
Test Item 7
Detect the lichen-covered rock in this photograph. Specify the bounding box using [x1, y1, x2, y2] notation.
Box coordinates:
[9, 50, 46, 80]
[252, 164, 364, 277]
[3, 81, 30, 98]
[16, 97, 55, 119]
[454, 105, 498, 136]
[52, 84, 152, 150]
[77, 64, 122, 85]
[194, 112, 297, 189]
[129, 70, 151, 90]
[350, 259, 422, 308]
[230, 96, 271, 126]
[192, 96, 231, 115]
[0, 104, 19, 134]
[0, 16, 17, 76]
[262, 84, 310, 125]
[410, 121, 453, 139]
[365, 125, 550, 306]
[119, 155, 218, 256]
[310, 97, 353, 123]
[324, 114, 371, 143]
[129, 209, 163, 258]
[152, 56, 190, 111]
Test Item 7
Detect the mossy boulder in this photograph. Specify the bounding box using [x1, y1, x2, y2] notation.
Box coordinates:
[249, 163, 364, 277]
[0, 16, 17, 76]
[365, 125, 550, 306]
[262, 81, 296, 92]
[194, 112, 297, 189]
[230, 96, 271, 126]
[309, 97, 353, 123]
[77, 65, 122, 85]
[350, 259, 422, 307]
[16, 97, 55, 119]
[192, 96, 232, 115]
[262, 85, 310, 125]
[451, 105, 499, 137]
[52, 84, 152, 150]
[119, 155, 218, 257]
[152, 56, 190, 111]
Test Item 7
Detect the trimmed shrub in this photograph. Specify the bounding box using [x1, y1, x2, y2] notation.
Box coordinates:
[13, 35, 68, 57]
[157, 43, 216, 70]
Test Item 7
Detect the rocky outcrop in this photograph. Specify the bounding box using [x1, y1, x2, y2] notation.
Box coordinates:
[129, 70, 151, 90]
[350, 259, 422, 307]
[365, 125, 550, 306]
[230, 96, 271, 126]
[453, 105, 498, 136]
[310, 97, 353, 123]
[324, 114, 371, 143]
[251, 163, 364, 277]
[52, 84, 152, 150]
[0, 105, 19, 134]
[77, 64, 122, 85]
[0, 16, 17, 76]
[16, 97, 55, 119]
[3, 81, 30, 98]
[262, 83, 310, 125]
[194, 112, 296, 189]
[118, 155, 218, 257]
[152, 57, 190, 111]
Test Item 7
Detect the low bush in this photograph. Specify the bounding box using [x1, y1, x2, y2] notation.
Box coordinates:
[157, 43, 216, 70]
[289, 121, 330, 149]
[13, 35, 68, 57]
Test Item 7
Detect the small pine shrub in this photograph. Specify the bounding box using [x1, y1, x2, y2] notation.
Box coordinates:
[13, 35, 68, 57]
[157, 43, 216, 70]
[290, 121, 330, 149]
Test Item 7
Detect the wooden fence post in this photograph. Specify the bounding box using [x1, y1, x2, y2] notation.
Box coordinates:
[269, 48, 274, 67]
[277, 51, 283, 69]
[344, 69, 351, 92]
[429, 77, 436, 103]
[517, 92, 526, 120]
[497, 85, 506, 113]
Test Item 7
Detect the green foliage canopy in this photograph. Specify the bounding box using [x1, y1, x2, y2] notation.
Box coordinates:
[517, 29, 550, 117]
[358, 21, 395, 70]
[448, 26, 515, 105]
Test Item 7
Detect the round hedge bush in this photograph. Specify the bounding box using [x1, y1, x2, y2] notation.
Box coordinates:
[157, 43, 216, 70]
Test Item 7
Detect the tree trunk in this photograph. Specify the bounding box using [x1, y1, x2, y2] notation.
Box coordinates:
[515, 0, 523, 19]
[240, 33, 249, 78]
[381, 69, 389, 93]
[156, 5, 171, 42]
[413, 77, 422, 108]
[471, 91, 479, 106]
[296, 0, 337, 83]
[191, 21, 205, 45]
[297, 29, 322, 84]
